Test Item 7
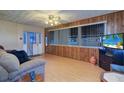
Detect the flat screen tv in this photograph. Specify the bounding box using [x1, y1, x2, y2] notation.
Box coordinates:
[103, 33, 124, 49]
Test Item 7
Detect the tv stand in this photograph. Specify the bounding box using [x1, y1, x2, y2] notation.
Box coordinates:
[99, 48, 124, 71]
[99, 53, 113, 71]
[105, 52, 113, 57]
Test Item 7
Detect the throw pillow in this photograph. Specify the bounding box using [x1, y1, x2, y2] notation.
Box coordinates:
[8, 50, 30, 64]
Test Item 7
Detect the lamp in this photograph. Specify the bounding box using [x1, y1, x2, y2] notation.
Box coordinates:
[45, 15, 61, 26]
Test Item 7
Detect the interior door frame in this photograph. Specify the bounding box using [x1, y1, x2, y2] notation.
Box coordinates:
[23, 31, 42, 56]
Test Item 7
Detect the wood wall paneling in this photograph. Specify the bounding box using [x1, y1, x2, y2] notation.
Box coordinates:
[46, 45, 99, 63]
[45, 11, 124, 64]
[45, 11, 124, 34]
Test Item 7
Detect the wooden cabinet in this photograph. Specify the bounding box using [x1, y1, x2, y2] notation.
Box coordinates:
[46, 45, 99, 63]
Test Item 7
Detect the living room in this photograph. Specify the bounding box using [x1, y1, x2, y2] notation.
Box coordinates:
[1, 1, 124, 93]
[0, 10, 124, 82]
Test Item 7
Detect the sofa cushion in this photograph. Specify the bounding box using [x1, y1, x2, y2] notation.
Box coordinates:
[0, 66, 8, 81]
[0, 52, 20, 73]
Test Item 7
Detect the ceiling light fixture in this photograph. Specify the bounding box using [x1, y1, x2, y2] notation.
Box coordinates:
[45, 15, 61, 26]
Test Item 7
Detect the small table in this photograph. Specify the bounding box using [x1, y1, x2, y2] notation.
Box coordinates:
[101, 72, 124, 82]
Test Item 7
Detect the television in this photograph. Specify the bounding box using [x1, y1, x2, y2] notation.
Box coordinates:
[103, 33, 124, 49]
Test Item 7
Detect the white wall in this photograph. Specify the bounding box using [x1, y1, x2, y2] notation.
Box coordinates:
[0, 20, 45, 54]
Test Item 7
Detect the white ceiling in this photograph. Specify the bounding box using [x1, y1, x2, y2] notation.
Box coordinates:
[0, 10, 117, 28]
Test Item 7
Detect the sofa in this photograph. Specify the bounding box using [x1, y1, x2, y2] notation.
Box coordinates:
[0, 49, 46, 82]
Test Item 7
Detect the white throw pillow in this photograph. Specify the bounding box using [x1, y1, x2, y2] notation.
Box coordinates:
[0, 66, 8, 81]
[0, 53, 20, 73]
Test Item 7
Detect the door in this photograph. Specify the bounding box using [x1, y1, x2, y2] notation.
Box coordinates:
[23, 32, 28, 53]
[27, 32, 35, 56]
[23, 32, 42, 56]
[38, 33, 42, 54]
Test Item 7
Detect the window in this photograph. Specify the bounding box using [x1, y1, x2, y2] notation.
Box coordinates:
[45, 36, 48, 46]
[23, 32, 27, 44]
[59, 29, 69, 45]
[47, 23, 105, 47]
[68, 27, 78, 45]
[49, 31, 54, 44]
[39, 33, 41, 43]
[49, 31, 60, 44]
[81, 23, 104, 46]
[29, 32, 36, 44]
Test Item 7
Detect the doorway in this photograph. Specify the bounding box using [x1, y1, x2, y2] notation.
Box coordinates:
[23, 32, 42, 56]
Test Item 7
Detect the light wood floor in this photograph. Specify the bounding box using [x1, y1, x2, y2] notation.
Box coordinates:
[35, 54, 105, 82]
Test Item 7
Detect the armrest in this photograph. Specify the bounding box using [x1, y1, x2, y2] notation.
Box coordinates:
[9, 59, 46, 81]
[0, 66, 9, 82]
[20, 59, 46, 71]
